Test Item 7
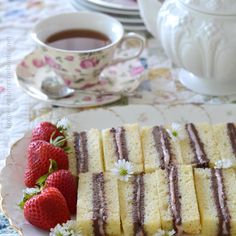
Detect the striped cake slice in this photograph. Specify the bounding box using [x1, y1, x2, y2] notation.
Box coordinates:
[67, 129, 104, 176]
[119, 172, 161, 236]
[213, 123, 236, 165]
[180, 123, 220, 167]
[194, 168, 236, 236]
[156, 165, 201, 235]
[141, 126, 182, 172]
[77, 172, 121, 235]
[102, 124, 143, 173]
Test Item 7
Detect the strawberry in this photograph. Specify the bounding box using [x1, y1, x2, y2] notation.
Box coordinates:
[24, 166, 40, 188]
[24, 140, 68, 187]
[23, 187, 70, 230]
[45, 170, 77, 214]
[31, 122, 63, 143]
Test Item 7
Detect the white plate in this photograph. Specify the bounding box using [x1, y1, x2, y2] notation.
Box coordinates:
[15, 49, 145, 108]
[86, 0, 138, 11]
[123, 24, 146, 31]
[72, 0, 143, 23]
[71, 0, 140, 15]
[1, 104, 236, 236]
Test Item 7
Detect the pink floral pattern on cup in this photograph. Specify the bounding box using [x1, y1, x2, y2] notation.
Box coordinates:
[65, 55, 74, 61]
[80, 58, 99, 69]
[44, 56, 61, 70]
[32, 59, 45, 68]
[20, 61, 28, 68]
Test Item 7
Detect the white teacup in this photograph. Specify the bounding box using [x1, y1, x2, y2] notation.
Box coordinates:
[32, 12, 145, 89]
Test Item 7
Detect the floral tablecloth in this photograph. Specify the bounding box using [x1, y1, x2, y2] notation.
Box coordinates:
[1, 0, 236, 235]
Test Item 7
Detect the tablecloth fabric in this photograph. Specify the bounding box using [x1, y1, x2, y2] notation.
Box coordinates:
[1, 0, 236, 234]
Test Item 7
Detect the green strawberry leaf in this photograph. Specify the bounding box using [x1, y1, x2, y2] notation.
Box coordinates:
[49, 159, 58, 173]
[36, 173, 49, 188]
[63, 146, 72, 154]
[52, 135, 66, 147]
[18, 187, 40, 209]
[36, 159, 58, 188]
[50, 131, 68, 148]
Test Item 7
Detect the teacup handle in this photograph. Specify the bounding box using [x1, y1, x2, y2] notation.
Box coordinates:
[110, 32, 146, 66]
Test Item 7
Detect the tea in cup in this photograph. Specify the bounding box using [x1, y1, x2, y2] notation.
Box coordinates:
[32, 12, 145, 89]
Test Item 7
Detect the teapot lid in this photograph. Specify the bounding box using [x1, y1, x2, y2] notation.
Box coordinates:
[179, 0, 236, 15]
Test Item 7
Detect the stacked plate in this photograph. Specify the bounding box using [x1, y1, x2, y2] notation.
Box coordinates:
[71, 0, 147, 32]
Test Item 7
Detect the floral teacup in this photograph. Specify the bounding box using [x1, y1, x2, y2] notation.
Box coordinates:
[32, 12, 145, 89]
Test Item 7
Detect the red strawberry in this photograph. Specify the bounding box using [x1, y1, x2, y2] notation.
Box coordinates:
[24, 140, 68, 187]
[45, 170, 77, 214]
[24, 187, 70, 230]
[24, 166, 40, 188]
[31, 122, 63, 143]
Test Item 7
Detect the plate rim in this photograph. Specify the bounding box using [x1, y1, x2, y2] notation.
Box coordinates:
[72, 0, 143, 22]
[0, 132, 31, 236]
[71, 0, 140, 15]
[85, 0, 138, 11]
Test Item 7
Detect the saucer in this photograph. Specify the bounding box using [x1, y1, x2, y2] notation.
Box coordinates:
[15, 49, 145, 108]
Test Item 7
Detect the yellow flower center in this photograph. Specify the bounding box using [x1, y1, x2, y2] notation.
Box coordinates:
[119, 168, 128, 176]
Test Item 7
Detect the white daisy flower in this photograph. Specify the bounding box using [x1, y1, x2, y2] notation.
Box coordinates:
[111, 159, 134, 182]
[167, 123, 185, 141]
[154, 229, 176, 236]
[23, 187, 40, 195]
[214, 159, 236, 169]
[50, 220, 81, 236]
[57, 117, 71, 131]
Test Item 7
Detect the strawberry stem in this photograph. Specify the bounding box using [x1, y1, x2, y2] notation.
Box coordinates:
[50, 132, 67, 148]
[36, 159, 58, 188]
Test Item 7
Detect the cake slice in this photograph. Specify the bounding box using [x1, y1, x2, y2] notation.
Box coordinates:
[119, 172, 161, 236]
[102, 124, 143, 173]
[156, 165, 201, 234]
[77, 172, 121, 235]
[141, 126, 182, 172]
[213, 123, 236, 165]
[67, 129, 104, 176]
[179, 123, 220, 167]
[194, 168, 236, 236]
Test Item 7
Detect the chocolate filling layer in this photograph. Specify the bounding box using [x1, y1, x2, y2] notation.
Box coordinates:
[74, 131, 89, 173]
[227, 123, 236, 157]
[132, 174, 146, 236]
[167, 166, 182, 234]
[152, 126, 174, 169]
[185, 123, 209, 168]
[110, 127, 129, 161]
[210, 169, 231, 236]
[92, 173, 107, 236]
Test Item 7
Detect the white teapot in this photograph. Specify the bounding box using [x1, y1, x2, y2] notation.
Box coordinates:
[138, 0, 236, 95]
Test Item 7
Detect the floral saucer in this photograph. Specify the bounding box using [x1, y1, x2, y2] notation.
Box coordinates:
[15, 49, 146, 108]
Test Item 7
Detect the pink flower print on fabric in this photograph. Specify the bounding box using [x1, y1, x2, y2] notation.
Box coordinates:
[0, 86, 5, 93]
[130, 66, 145, 76]
[80, 58, 99, 69]
[44, 56, 61, 70]
[32, 59, 45, 68]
